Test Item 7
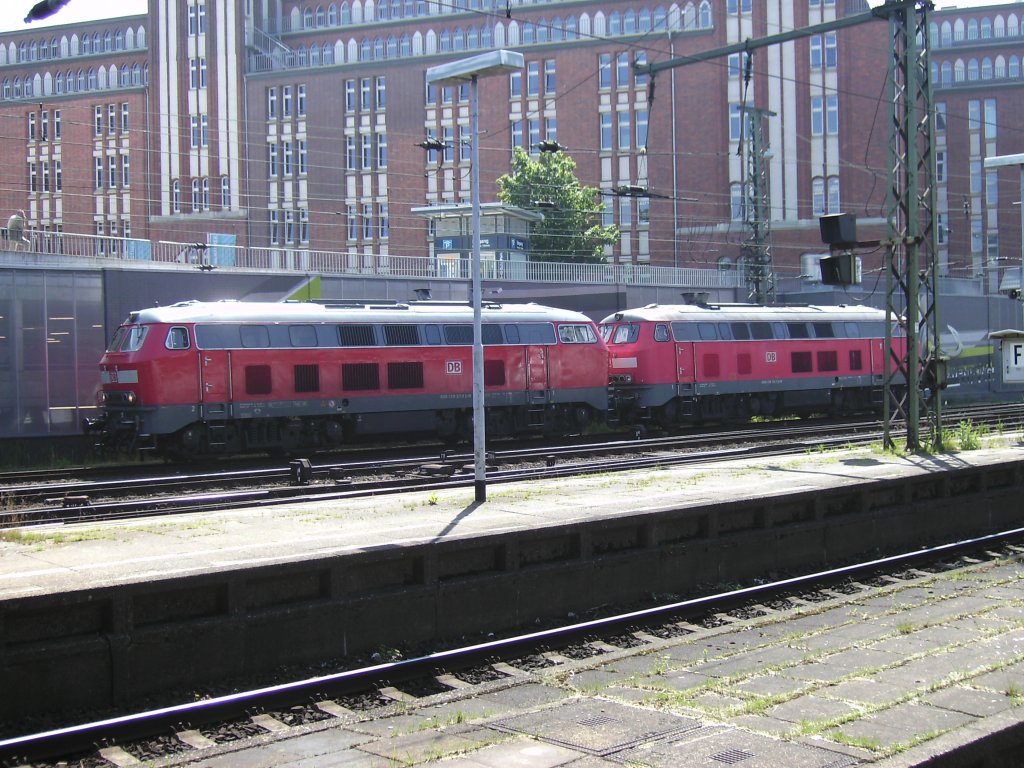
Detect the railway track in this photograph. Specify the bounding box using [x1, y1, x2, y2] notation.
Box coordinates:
[2, 402, 1021, 527]
[2, 525, 1022, 766]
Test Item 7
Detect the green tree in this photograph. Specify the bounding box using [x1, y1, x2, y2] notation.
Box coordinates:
[496, 146, 618, 263]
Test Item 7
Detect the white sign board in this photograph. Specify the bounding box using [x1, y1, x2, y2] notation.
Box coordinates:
[1003, 340, 1024, 384]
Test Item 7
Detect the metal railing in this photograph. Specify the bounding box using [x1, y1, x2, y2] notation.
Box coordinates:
[3, 228, 744, 289]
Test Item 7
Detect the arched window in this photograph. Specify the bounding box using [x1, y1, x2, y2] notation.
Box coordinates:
[967, 58, 979, 80]
[941, 21, 952, 45]
[941, 60, 952, 85]
[221, 176, 230, 209]
[699, 1, 712, 28]
[55, 73, 64, 93]
[453, 28, 465, 50]
[115, 30, 124, 50]
[132, 62, 141, 85]
[11, 77, 20, 99]
[954, 59, 965, 82]
[967, 18, 978, 40]
[373, 37, 384, 58]
[521, 23, 533, 44]
[66, 70, 75, 91]
[981, 57, 993, 79]
[981, 17, 992, 38]
[360, 37, 371, 60]
[310, 44, 320, 65]
[82, 35, 92, 54]
[812, 177, 825, 216]
[1009, 56, 1020, 79]
[440, 29, 451, 51]
[93, 32, 101, 51]
[387, 36, 398, 57]
[328, 3, 338, 25]
[994, 55, 1006, 78]
[191, 179, 200, 211]
[467, 27, 478, 48]
[654, 6, 667, 30]
[341, 1, 351, 24]
[172, 180, 181, 212]
[565, 16, 577, 39]
[481, 24, 492, 47]
[994, 15, 1005, 37]
[316, 5, 326, 26]
[639, 9, 651, 31]
[537, 19, 548, 43]
[609, 11, 621, 34]
[323, 43, 333, 63]
[624, 10, 636, 33]
[827, 177, 840, 213]
[104, 30, 112, 51]
[731, 183, 745, 220]
[400, 34, 412, 56]
[303, 8, 313, 28]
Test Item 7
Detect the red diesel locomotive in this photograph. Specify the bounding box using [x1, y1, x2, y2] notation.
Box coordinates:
[89, 300, 609, 457]
[600, 302, 904, 427]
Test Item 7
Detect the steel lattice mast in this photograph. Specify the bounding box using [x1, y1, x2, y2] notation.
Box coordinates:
[636, 0, 942, 450]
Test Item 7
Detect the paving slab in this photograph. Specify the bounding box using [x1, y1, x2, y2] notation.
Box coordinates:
[767, 694, 861, 724]
[830, 701, 977, 752]
[437, 736, 584, 768]
[923, 685, 1016, 717]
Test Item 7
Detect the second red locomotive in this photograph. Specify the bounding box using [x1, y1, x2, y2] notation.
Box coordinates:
[600, 302, 904, 428]
[89, 300, 609, 457]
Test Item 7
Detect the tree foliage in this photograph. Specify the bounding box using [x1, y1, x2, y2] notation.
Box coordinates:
[496, 147, 618, 263]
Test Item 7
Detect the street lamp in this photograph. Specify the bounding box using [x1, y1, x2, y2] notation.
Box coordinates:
[425, 50, 524, 503]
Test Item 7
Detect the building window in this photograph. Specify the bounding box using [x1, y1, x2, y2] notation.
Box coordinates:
[298, 140, 308, 174]
[362, 203, 373, 239]
[297, 84, 307, 116]
[283, 85, 292, 117]
[29, 161, 37, 193]
[94, 157, 103, 188]
[54, 159, 62, 191]
[544, 59, 556, 94]
[984, 98, 997, 139]
[635, 109, 648, 148]
[108, 156, 117, 188]
[598, 53, 611, 88]
[28, 112, 36, 141]
[172, 180, 180, 212]
[270, 209, 279, 243]
[527, 61, 539, 96]
[94, 105, 103, 136]
[267, 87, 277, 118]
[617, 110, 630, 150]
[346, 135, 357, 169]
[192, 179, 200, 211]
[299, 208, 309, 242]
[360, 77, 371, 109]
[600, 113, 612, 151]
[827, 176, 840, 213]
[376, 132, 388, 168]
[347, 204, 357, 240]
[202, 177, 210, 209]
[285, 209, 294, 242]
[379, 203, 389, 239]
[362, 133, 373, 168]
[201, 115, 208, 146]
[191, 116, 200, 147]
[269, 142, 278, 177]
[108, 104, 116, 133]
[511, 120, 522, 149]
[54, 109, 61, 139]
[826, 94, 838, 134]
[510, 70, 521, 97]
[811, 96, 823, 136]
[376, 76, 386, 108]
[283, 140, 293, 176]
[121, 103, 129, 132]
[345, 79, 355, 111]
[616, 52, 629, 88]
[221, 176, 230, 208]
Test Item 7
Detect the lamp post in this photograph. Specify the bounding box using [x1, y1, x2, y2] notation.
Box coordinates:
[425, 50, 523, 503]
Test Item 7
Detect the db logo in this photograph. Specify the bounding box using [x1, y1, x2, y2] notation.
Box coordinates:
[446, 361, 463, 374]
[765, 351, 777, 363]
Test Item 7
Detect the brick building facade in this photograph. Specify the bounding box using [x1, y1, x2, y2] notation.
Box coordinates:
[1, 0, 1021, 286]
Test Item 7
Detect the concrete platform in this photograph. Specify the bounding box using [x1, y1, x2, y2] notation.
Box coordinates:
[2, 438, 1024, 764]
[159, 544, 1024, 767]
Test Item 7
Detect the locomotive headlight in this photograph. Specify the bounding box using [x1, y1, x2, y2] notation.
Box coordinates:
[96, 391, 107, 406]
[125, 391, 137, 405]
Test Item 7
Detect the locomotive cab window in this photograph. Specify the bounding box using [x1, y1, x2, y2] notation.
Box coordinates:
[653, 323, 670, 342]
[750, 322, 772, 340]
[119, 325, 149, 352]
[609, 323, 639, 344]
[558, 324, 598, 344]
[787, 322, 810, 339]
[106, 327, 128, 352]
[698, 323, 717, 341]
[812, 322, 835, 338]
[165, 326, 190, 350]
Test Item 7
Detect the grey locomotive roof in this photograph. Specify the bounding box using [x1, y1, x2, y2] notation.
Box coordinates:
[600, 303, 888, 324]
[129, 300, 594, 326]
